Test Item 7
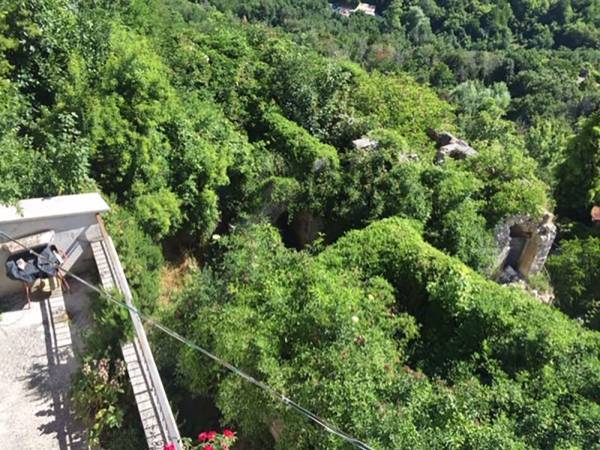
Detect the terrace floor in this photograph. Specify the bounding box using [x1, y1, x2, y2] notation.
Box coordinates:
[0, 279, 94, 449]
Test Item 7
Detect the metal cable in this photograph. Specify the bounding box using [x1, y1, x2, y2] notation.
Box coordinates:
[0, 229, 375, 450]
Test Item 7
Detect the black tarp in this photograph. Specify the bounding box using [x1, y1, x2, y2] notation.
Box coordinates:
[5, 244, 61, 284]
[36, 245, 60, 278]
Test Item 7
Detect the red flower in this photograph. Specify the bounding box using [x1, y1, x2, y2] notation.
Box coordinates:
[206, 431, 217, 440]
[198, 432, 208, 442]
[223, 429, 236, 438]
[163, 443, 176, 450]
[203, 445, 215, 450]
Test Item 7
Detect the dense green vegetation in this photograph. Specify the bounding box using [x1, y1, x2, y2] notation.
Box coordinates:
[158, 219, 600, 448]
[0, 0, 599, 448]
[548, 235, 600, 330]
[556, 111, 600, 220]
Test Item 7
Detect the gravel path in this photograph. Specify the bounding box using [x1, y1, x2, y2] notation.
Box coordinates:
[0, 285, 87, 449]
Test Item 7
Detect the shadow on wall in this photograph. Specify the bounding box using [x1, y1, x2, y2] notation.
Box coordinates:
[275, 210, 324, 250]
[494, 213, 557, 283]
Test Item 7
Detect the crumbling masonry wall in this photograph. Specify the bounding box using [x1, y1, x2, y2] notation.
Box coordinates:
[494, 213, 556, 279]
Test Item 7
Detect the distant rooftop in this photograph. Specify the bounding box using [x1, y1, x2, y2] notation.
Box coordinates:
[354, 2, 376, 15]
[0, 193, 109, 224]
[331, 2, 378, 17]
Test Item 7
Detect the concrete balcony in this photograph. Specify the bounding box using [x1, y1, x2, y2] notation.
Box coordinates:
[0, 193, 181, 449]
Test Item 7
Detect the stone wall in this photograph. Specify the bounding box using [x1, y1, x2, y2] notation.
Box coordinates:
[494, 212, 556, 280]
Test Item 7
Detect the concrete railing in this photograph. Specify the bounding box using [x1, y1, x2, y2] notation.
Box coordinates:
[93, 216, 181, 449]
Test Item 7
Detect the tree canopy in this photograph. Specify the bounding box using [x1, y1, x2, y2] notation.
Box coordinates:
[0, 0, 599, 448]
[160, 218, 600, 449]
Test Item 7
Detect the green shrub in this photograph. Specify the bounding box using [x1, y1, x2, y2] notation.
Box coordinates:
[428, 199, 496, 273]
[333, 151, 432, 232]
[105, 204, 163, 313]
[556, 112, 600, 221]
[465, 141, 550, 224]
[72, 356, 128, 447]
[320, 217, 600, 448]
[173, 224, 420, 449]
[85, 289, 134, 358]
[547, 236, 600, 330]
[165, 219, 600, 449]
[133, 188, 182, 239]
[351, 71, 454, 148]
[424, 166, 495, 272]
[487, 177, 548, 222]
[262, 106, 339, 176]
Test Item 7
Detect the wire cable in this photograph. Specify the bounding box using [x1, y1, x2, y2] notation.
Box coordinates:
[0, 229, 375, 450]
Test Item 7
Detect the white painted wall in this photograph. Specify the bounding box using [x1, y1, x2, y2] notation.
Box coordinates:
[0, 214, 104, 297]
[0, 193, 109, 297]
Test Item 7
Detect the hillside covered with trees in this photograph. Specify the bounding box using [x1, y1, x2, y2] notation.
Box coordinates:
[0, 0, 599, 449]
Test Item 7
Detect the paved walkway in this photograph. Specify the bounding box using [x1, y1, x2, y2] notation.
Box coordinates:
[0, 283, 90, 449]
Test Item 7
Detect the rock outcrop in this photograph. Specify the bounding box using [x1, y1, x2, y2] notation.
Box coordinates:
[428, 129, 478, 164]
[352, 136, 379, 150]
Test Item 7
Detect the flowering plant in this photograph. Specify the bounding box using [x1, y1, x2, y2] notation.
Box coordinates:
[169, 429, 237, 450]
[72, 357, 127, 446]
